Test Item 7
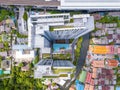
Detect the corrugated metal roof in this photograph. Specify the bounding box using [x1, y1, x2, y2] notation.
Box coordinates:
[12, 45, 32, 50]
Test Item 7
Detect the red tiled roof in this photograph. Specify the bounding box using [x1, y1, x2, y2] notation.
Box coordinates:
[106, 60, 118, 67]
[85, 72, 92, 84]
[90, 79, 94, 86]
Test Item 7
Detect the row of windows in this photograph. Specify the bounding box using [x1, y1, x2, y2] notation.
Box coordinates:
[31, 15, 69, 21]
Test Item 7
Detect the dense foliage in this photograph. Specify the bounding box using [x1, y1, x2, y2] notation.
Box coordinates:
[73, 37, 83, 65]
[0, 9, 15, 22]
[23, 12, 28, 21]
[0, 66, 45, 90]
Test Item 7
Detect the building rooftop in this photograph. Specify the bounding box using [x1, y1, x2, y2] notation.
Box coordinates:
[116, 86, 120, 90]
[75, 80, 84, 90]
[1, 60, 11, 70]
[36, 59, 75, 67]
[79, 70, 87, 83]
[59, 0, 120, 9]
[53, 60, 74, 68]
[0, 52, 7, 57]
[37, 59, 53, 66]
[89, 45, 114, 54]
[0, 43, 4, 48]
[12, 45, 32, 50]
[85, 72, 92, 84]
[106, 60, 119, 67]
[0, 0, 60, 6]
[91, 60, 105, 68]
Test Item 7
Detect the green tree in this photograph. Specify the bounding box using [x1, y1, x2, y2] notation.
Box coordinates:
[34, 56, 39, 64]
[23, 12, 28, 21]
[19, 62, 23, 67]
[29, 63, 34, 69]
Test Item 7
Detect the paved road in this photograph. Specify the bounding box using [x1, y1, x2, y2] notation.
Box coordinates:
[64, 33, 90, 90]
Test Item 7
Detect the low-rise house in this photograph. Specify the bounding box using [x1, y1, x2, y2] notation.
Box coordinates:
[7, 50, 12, 56]
[105, 60, 119, 68]
[92, 14, 102, 20]
[0, 25, 4, 33]
[0, 43, 4, 48]
[91, 59, 118, 68]
[116, 86, 120, 90]
[116, 29, 120, 34]
[91, 60, 105, 68]
[0, 69, 3, 75]
[108, 30, 114, 34]
[95, 22, 102, 29]
[84, 84, 94, 90]
[12, 45, 35, 63]
[79, 70, 87, 83]
[1, 60, 11, 70]
[116, 39, 120, 44]
[75, 80, 84, 90]
[104, 23, 117, 28]
[117, 47, 120, 54]
[89, 45, 115, 54]
[3, 70, 10, 74]
[69, 85, 75, 90]
[107, 34, 112, 39]
[108, 12, 120, 17]
[0, 52, 7, 57]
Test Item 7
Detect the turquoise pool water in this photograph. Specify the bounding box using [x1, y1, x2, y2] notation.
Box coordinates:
[53, 44, 70, 52]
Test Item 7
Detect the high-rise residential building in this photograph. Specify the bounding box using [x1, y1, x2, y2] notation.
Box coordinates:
[27, 12, 94, 54]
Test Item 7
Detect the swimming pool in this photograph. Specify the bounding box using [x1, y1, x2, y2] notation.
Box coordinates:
[53, 44, 70, 52]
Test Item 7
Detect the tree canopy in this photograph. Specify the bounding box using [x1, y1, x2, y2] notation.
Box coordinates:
[23, 12, 28, 21]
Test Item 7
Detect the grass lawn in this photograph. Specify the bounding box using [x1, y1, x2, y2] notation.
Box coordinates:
[42, 54, 51, 59]
[53, 54, 71, 60]
[43, 76, 58, 78]
[53, 68, 75, 74]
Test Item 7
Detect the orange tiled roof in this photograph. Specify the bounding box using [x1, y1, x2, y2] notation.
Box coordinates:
[89, 45, 114, 54]
[92, 60, 105, 68]
[89, 85, 94, 90]
[84, 84, 94, 90]
[69, 85, 75, 90]
[92, 68, 97, 78]
[106, 60, 118, 67]
[84, 84, 89, 90]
